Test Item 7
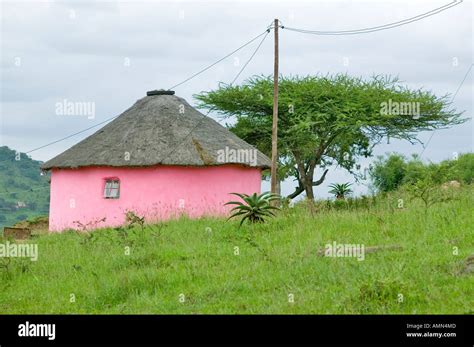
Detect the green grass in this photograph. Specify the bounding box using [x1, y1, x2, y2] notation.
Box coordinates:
[0, 187, 473, 314]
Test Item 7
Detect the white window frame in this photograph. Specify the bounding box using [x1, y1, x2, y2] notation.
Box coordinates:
[104, 178, 120, 199]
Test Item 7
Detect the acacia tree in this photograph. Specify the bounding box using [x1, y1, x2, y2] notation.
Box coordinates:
[195, 74, 464, 200]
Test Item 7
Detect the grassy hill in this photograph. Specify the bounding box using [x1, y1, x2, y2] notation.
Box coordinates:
[0, 186, 472, 314]
[0, 146, 50, 229]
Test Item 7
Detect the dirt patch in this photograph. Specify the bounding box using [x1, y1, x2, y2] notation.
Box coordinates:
[460, 254, 474, 275]
[2, 227, 31, 240]
[13, 216, 48, 234]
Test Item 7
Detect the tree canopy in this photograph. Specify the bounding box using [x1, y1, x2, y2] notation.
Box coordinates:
[195, 74, 465, 200]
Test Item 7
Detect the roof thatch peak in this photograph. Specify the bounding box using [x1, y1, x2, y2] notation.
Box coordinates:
[41, 93, 271, 170]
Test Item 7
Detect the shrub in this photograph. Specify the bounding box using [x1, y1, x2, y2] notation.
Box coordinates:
[332, 199, 348, 210]
[403, 155, 429, 185]
[370, 154, 407, 192]
[370, 152, 474, 192]
[406, 176, 455, 212]
[446, 153, 474, 184]
[225, 192, 280, 227]
[125, 211, 145, 231]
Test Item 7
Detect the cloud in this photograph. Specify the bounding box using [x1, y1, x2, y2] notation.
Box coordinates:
[0, 0, 472, 197]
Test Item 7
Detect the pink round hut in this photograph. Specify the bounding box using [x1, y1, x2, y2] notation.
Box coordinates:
[41, 90, 271, 231]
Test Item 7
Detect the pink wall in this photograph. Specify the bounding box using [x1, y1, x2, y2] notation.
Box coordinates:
[49, 165, 262, 231]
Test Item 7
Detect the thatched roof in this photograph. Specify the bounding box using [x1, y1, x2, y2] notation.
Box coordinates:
[41, 91, 271, 170]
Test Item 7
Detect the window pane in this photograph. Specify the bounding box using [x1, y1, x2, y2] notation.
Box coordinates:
[104, 179, 120, 198]
[104, 183, 111, 197]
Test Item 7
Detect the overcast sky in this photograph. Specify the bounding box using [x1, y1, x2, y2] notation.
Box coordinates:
[1, 0, 472, 198]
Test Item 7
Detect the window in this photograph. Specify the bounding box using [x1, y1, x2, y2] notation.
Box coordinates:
[104, 178, 120, 199]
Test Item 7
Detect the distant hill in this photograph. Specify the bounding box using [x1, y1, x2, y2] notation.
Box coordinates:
[0, 146, 50, 229]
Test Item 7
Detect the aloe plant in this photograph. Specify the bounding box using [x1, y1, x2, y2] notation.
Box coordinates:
[328, 183, 353, 200]
[225, 192, 280, 226]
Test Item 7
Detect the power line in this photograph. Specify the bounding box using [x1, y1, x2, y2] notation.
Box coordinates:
[2, 0, 466, 172]
[1, 24, 272, 202]
[2, 27, 273, 162]
[282, 0, 462, 35]
[168, 26, 272, 90]
[7, 0, 463, 161]
[231, 29, 270, 85]
[450, 64, 473, 101]
[276, 1, 466, 158]
[0, 114, 120, 165]
[0, 25, 273, 200]
[419, 63, 473, 157]
[23, 114, 120, 156]
[159, 28, 271, 165]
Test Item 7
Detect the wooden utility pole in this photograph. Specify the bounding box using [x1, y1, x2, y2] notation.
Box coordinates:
[270, 18, 279, 196]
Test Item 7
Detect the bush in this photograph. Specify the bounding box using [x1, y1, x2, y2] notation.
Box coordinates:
[324, 195, 374, 211]
[370, 152, 474, 192]
[446, 153, 474, 184]
[370, 154, 407, 192]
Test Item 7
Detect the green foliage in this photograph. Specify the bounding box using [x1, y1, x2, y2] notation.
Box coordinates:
[225, 192, 280, 226]
[370, 154, 408, 192]
[370, 152, 474, 192]
[332, 199, 348, 210]
[360, 278, 403, 302]
[125, 211, 145, 231]
[195, 74, 465, 199]
[0, 186, 472, 314]
[440, 153, 474, 184]
[405, 177, 454, 212]
[328, 182, 353, 199]
[403, 156, 429, 185]
[0, 146, 50, 229]
[319, 195, 374, 212]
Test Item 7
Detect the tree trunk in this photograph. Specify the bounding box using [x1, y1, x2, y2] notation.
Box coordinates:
[303, 174, 315, 200]
[287, 184, 304, 199]
[292, 151, 329, 201]
[287, 135, 339, 201]
[291, 165, 328, 201]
